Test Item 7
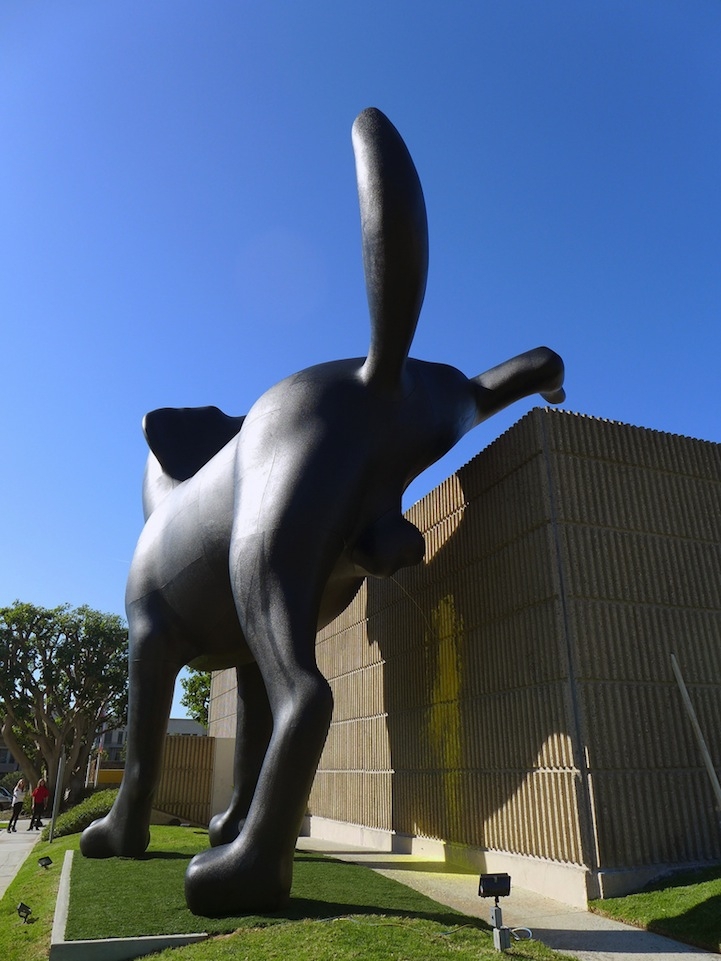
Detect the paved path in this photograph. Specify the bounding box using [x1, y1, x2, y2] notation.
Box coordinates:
[0, 817, 42, 899]
[297, 837, 719, 961]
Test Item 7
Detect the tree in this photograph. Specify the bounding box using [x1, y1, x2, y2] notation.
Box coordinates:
[0, 600, 128, 802]
[180, 669, 211, 728]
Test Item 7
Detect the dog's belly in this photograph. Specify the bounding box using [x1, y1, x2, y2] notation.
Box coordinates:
[126, 448, 250, 659]
[125, 419, 383, 666]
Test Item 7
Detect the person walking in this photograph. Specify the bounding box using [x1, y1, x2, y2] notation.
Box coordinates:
[29, 778, 49, 830]
[7, 778, 27, 832]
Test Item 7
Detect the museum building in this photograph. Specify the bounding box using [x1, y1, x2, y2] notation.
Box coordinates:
[208, 407, 721, 907]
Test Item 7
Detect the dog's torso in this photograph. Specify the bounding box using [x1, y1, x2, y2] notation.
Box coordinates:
[126, 357, 477, 668]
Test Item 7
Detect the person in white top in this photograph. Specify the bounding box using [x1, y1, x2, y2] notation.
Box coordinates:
[7, 778, 27, 832]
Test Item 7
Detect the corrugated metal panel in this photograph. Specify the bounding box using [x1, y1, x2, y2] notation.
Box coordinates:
[552, 410, 721, 869]
[155, 735, 214, 825]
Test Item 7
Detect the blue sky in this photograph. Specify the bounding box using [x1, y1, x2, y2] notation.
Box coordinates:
[2, 2, 719, 716]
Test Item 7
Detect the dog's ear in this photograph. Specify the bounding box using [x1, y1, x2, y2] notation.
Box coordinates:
[143, 407, 245, 481]
[353, 108, 428, 390]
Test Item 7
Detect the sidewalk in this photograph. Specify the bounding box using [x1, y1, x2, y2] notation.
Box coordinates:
[0, 817, 42, 899]
[297, 837, 719, 961]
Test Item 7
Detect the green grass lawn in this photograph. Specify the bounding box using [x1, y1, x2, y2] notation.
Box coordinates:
[0, 832, 79, 961]
[66, 826, 577, 959]
[590, 864, 721, 954]
[67, 827, 473, 938]
[4, 809, 720, 961]
[149, 915, 573, 961]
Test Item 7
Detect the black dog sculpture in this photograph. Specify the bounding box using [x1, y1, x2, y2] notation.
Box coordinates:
[80, 108, 565, 916]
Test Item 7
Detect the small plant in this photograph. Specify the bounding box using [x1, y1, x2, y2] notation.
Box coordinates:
[40, 788, 118, 840]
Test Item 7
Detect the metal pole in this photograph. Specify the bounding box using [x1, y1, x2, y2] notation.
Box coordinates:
[48, 754, 66, 843]
[670, 653, 721, 812]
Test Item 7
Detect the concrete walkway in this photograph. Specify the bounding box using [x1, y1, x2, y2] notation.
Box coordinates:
[0, 816, 42, 899]
[297, 837, 719, 961]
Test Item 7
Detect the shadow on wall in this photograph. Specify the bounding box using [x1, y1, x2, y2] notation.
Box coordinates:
[364, 424, 587, 867]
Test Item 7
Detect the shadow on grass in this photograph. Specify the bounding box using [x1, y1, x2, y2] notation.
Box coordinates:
[277, 855, 486, 928]
[280, 896, 479, 929]
[646, 895, 721, 954]
[299, 856, 477, 876]
[642, 864, 721, 892]
[641, 863, 721, 953]
[591, 864, 721, 955]
[67, 845, 490, 940]
[139, 851, 194, 861]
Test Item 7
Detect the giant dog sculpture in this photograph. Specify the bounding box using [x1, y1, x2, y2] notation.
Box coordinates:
[80, 108, 565, 916]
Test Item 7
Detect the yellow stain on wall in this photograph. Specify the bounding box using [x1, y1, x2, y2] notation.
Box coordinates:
[424, 595, 464, 835]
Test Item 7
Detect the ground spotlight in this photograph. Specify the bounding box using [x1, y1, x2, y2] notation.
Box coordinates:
[38, 856, 53, 869]
[478, 873, 511, 900]
[17, 902, 32, 923]
[478, 873, 511, 952]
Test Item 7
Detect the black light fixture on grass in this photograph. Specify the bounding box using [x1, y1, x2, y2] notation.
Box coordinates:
[478, 873, 511, 900]
[479, 873, 512, 952]
[17, 902, 32, 923]
[38, 856, 52, 869]
[478, 873, 533, 953]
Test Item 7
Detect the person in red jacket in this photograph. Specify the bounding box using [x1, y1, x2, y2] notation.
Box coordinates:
[29, 778, 50, 831]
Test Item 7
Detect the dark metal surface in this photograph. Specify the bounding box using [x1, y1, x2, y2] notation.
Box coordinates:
[80, 108, 564, 917]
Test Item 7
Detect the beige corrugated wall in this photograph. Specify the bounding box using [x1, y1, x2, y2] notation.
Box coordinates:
[155, 734, 215, 825]
[208, 669, 237, 740]
[544, 410, 721, 884]
[209, 408, 721, 895]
